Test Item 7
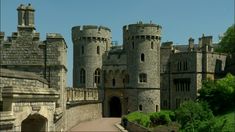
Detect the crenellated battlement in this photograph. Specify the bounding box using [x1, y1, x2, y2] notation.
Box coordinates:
[0, 32, 4, 40]
[47, 33, 63, 39]
[72, 25, 111, 32]
[123, 22, 161, 42]
[72, 25, 111, 44]
[123, 23, 161, 31]
[0, 31, 40, 48]
[201, 35, 213, 46]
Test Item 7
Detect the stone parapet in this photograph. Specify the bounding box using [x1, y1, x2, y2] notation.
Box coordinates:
[0, 68, 48, 84]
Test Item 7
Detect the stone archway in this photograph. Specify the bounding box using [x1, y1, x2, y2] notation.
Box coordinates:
[109, 96, 122, 117]
[21, 114, 47, 132]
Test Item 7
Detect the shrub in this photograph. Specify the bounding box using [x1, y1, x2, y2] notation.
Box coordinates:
[149, 111, 175, 127]
[199, 74, 235, 114]
[175, 100, 214, 130]
[125, 111, 151, 128]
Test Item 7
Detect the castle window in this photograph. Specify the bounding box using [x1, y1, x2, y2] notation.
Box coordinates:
[94, 68, 101, 84]
[104, 70, 107, 83]
[139, 73, 147, 83]
[139, 105, 142, 111]
[215, 59, 222, 73]
[163, 100, 167, 108]
[125, 74, 129, 84]
[177, 61, 182, 71]
[156, 105, 159, 112]
[80, 68, 86, 84]
[132, 41, 134, 49]
[81, 46, 84, 54]
[118, 54, 121, 59]
[146, 36, 150, 40]
[174, 78, 190, 92]
[183, 61, 188, 70]
[112, 78, 116, 87]
[97, 46, 100, 54]
[141, 53, 145, 62]
[176, 98, 181, 108]
[141, 35, 145, 39]
[151, 42, 154, 49]
[186, 81, 190, 91]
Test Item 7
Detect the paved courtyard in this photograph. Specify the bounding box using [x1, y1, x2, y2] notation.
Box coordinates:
[69, 118, 121, 132]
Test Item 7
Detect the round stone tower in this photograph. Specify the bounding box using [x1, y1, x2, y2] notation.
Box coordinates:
[72, 25, 112, 88]
[123, 22, 162, 112]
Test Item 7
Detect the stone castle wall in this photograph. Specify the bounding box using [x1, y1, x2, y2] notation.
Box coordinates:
[66, 103, 102, 130]
[0, 68, 48, 89]
[0, 68, 59, 131]
[160, 39, 227, 109]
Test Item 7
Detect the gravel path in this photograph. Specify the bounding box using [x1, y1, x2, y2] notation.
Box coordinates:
[69, 118, 121, 132]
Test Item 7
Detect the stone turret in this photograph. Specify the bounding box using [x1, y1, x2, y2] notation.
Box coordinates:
[188, 37, 194, 51]
[198, 34, 213, 52]
[72, 25, 112, 88]
[0, 32, 4, 41]
[123, 21, 161, 112]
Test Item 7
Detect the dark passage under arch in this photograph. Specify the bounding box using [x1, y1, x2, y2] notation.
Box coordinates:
[109, 96, 122, 117]
[21, 114, 47, 132]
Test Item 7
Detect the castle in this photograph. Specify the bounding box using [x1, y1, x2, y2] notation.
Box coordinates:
[0, 4, 234, 131]
[72, 23, 229, 116]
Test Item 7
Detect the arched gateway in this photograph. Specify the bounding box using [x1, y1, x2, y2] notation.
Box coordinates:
[109, 96, 122, 117]
[21, 114, 47, 132]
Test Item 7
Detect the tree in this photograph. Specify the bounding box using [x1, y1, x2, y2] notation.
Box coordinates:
[175, 101, 214, 131]
[198, 74, 235, 114]
[216, 24, 235, 53]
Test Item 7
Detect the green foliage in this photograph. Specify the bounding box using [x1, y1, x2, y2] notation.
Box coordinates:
[192, 111, 235, 132]
[175, 74, 235, 131]
[214, 111, 235, 131]
[149, 111, 174, 126]
[125, 111, 176, 128]
[199, 74, 235, 114]
[216, 24, 235, 53]
[125, 111, 151, 128]
[175, 100, 214, 131]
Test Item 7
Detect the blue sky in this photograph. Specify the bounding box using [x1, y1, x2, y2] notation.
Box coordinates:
[1, 0, 234, 87]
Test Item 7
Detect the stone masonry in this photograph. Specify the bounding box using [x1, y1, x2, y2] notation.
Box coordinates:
[1, 3, 234, 132]
[0, 4, 67, 131]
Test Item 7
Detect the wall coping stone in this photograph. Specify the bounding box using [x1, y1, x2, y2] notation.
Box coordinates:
[0, 68, 48, 84]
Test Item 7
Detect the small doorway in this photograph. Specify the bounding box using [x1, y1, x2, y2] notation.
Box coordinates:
[21, 114, 47, 132]
[109, 96, 122, 117]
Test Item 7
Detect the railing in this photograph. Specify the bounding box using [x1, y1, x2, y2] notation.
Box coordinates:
[66, 88, 99, 102]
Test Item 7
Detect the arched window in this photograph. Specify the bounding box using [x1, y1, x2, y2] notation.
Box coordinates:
[151, 42, 154, 49]
[139, 73, 147, 83]
[97, 46, 100, 54]
[94, 68, 101, 84]
[80, 68, 85, 84]
[141, 53, 145, 62]
[156, 105, 159, 112]
[112, 78, 116, 87]
[81, 46, 84, 54]
[139, 105, 142, 111]
[125, 74, 129, 84]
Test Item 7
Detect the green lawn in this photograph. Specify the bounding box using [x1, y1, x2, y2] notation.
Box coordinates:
[214, 111, 235, 131]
